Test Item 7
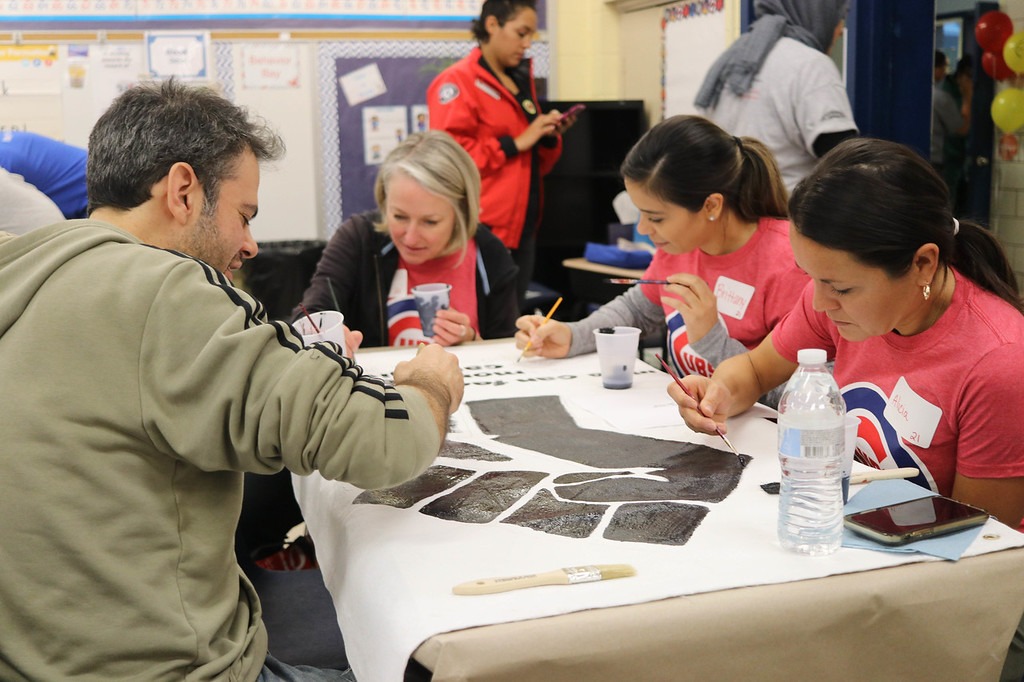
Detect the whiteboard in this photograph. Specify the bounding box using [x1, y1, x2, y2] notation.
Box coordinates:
[662, 2, 730, 118]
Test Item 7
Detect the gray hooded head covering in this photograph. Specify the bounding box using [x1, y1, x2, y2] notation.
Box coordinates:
[694, 0, 849, 110]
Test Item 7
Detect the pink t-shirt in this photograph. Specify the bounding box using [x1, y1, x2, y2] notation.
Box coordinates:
[773, 270, 1024, 506]
[387, 241, 479, 346]
[642, 217, 807, 377]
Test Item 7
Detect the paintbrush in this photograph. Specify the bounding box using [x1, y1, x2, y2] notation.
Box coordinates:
[604, 278, 670, 285]
[452, 564, 636, 595]
[848, 467, 919, 485]
[299, 303, 321, 333]
[761, 467, 920, 495]
[327, 279, 341, 312]
[516, 296, 563, 363]
[654, 353, 741, 464]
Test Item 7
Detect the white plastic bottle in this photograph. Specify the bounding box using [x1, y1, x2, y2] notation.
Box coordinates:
[777, 348, 846, 555]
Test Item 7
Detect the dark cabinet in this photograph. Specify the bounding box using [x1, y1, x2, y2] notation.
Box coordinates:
[535, 100, 647, 304]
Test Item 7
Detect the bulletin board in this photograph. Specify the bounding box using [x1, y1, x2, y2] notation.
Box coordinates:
[661, 0, 732, 118]
[332, 51, 465, 222]
[0, 0, 546, 31]
[0, 0, 551, 242]
[318, 40, 550, 234]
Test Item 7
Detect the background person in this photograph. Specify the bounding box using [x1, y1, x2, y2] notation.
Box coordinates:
[0, 79, 464, 682]
[427, 0, 576, 307]
[296, 130, 519, 348]
[515, 115, 808, 407]
[673, 137, 1024, 532]
[939, 54, 974, 214]
[0, 129, 88, 218]
[932, 50, 972, 206]
[0, 166, 64, 235]
[694, 0, 857, 193]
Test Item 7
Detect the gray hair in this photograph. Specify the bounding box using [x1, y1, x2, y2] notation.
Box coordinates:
[373, 130, 481, 256]
[86, 79, 284, 214]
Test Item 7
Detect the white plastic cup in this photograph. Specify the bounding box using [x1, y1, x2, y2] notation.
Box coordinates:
[295, 310, 348, 357]
[411, 283, 452, 337]
[593, 326, 641, 389]
[841, 414, 859, 503]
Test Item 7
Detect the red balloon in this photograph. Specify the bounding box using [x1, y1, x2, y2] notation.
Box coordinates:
[983, 50, 1015, 81]
[976, 10, 1014, 53]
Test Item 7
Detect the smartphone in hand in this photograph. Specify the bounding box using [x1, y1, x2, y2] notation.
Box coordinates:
[560, 103, 586, 120]
[844, 495, 989, 545]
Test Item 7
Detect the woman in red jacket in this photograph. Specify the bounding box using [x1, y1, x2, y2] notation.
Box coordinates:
[428, 0, 576, 307]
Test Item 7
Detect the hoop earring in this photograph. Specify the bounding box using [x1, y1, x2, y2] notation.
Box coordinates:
[922, 283, 931, 301]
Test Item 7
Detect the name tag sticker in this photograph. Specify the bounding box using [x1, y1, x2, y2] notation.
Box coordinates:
[713, 276, 754, 319]
[883, 377, 942, 448]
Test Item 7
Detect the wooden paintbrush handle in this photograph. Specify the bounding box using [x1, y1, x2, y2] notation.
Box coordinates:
[453, 569, 568, 595]
[849, 467, 919, 485]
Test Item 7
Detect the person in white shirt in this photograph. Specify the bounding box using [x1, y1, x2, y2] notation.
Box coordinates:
[695, 0, 857, 193]
[0, 167, 63, 235]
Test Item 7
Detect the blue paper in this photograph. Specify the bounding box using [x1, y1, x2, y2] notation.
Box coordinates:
[842, 480, 985, 561]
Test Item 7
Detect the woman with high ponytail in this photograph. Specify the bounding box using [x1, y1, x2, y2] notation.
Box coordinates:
[515, 115, 808, 407]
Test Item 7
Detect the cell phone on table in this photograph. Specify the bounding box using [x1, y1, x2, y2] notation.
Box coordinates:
[560, 103, 586, 120]
[843, 495, 989, 546]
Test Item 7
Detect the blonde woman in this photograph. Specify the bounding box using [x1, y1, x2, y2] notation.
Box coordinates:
[296, 130, 519, 347]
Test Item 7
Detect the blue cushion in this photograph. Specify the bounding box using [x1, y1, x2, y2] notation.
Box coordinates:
[583, 242, 652, 269]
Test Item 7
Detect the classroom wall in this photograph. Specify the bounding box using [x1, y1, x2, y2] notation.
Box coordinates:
[550, 0, 622, 100]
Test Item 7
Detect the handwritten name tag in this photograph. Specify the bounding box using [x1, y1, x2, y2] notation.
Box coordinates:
[713, 276, 754, 320]
[883, 376, 942, 448]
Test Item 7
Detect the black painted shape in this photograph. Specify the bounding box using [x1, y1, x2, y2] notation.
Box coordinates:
[556, 449, 748, 504]
[469, 395, 693, 469]
[420, 470, 547, 523]
[502, 489, 607, 539]
[353, 465, 474, 508]
[553, 471, 632, 484]
[604, 502, 709, 545]
[471, 395, 747, 503]
[440, 439, 513, 462]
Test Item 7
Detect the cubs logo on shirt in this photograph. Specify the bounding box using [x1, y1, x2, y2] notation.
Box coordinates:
[387, 269, 429, 346]
[437, 83, 460, 105]
[843, 382, 935, 492]
[665, 310, 715, 378]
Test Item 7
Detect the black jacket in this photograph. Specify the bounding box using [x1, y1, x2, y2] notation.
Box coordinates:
[295, 211, 519, 347]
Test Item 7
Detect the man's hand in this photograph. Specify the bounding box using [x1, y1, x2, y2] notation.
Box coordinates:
[393, 344, 464, 438]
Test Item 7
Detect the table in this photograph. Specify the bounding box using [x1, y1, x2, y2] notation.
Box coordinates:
[294, 340, 1024, 682]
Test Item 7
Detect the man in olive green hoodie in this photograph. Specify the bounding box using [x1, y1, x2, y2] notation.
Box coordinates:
[0, 80, 463, 681]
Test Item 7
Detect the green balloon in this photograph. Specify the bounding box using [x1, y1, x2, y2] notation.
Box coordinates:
[992, 88, 1024, 133]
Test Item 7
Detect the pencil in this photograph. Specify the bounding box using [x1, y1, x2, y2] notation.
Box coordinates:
[654, 353, 742, 464]
[516, 296, 563, 363]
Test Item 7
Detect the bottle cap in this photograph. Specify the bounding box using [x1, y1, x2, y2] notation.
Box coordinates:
[797, 348, 827, 365]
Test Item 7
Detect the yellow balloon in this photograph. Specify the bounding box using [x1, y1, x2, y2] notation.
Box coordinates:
[992, 89, 1024, 133]
[1004, 31, 1024, 74]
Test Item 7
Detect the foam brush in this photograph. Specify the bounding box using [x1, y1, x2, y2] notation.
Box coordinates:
[453, 564, 636, 595]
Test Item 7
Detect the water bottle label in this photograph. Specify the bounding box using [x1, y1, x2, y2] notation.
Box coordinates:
[779, 426, 844, 458]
